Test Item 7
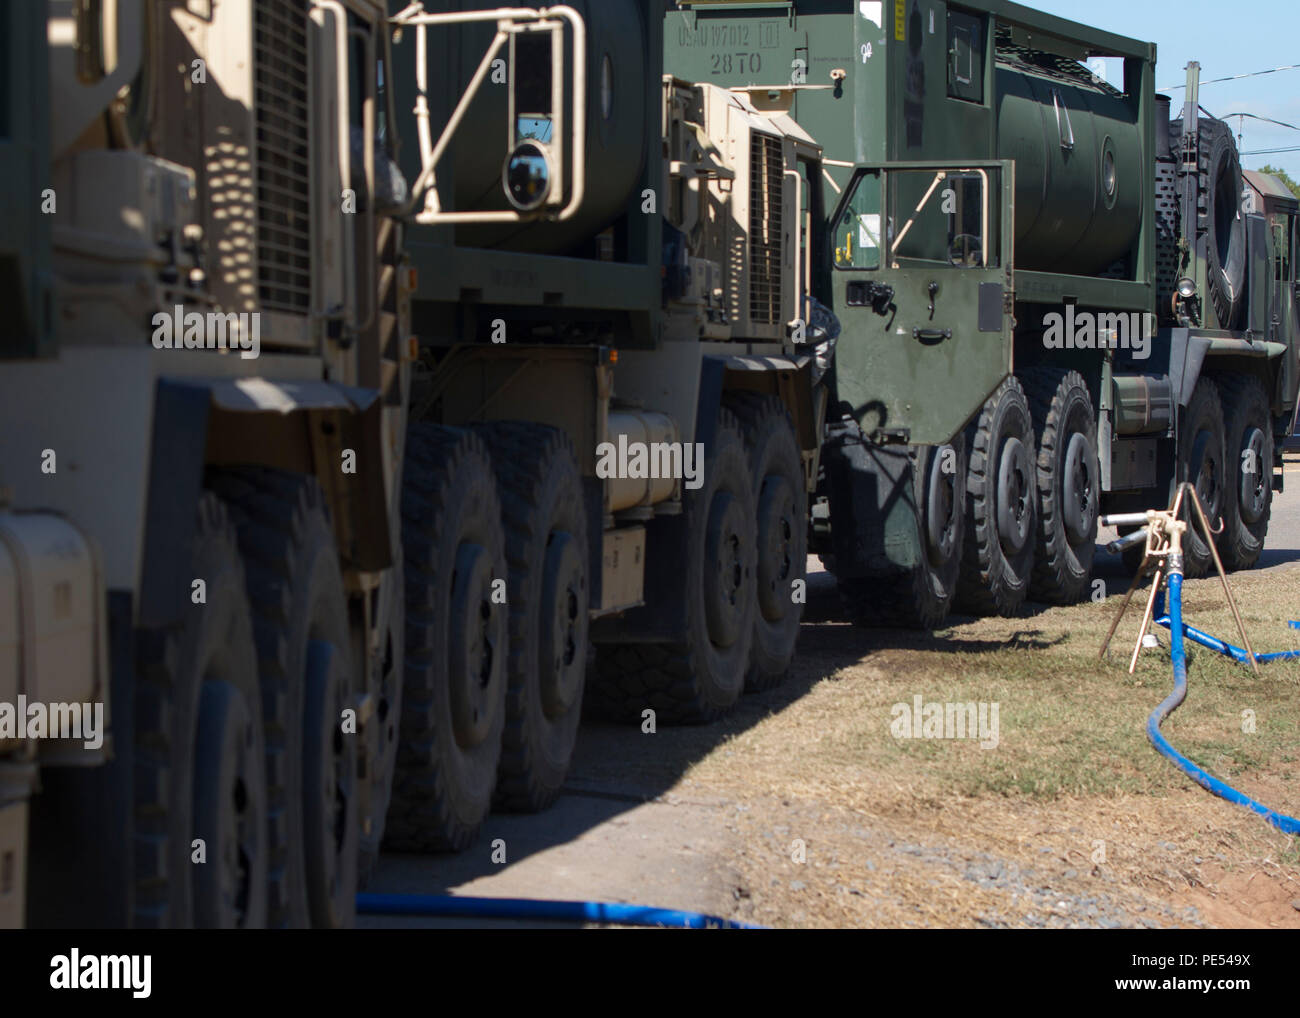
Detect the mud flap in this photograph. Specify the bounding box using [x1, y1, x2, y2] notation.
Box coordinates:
[822, 421, 921, 578]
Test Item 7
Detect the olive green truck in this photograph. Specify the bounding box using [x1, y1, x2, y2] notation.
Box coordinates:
[666, 0, 1299, 625]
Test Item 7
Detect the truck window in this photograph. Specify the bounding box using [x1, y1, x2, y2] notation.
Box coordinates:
[834, 171, 882, 271]
[515, 30, 554, 145]
[1276, 216, 1294, 284]
[887, 168, 997, 269]
[947, 10, 984, 104]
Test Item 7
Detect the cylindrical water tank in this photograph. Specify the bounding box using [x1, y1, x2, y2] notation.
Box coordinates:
[995, 66, 1144, 275]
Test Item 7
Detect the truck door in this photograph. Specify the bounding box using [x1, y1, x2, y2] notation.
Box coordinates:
[830, 160, 1015, 446]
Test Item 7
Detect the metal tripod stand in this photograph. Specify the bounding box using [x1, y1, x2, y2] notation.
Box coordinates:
[1098, 482, 1259, 675]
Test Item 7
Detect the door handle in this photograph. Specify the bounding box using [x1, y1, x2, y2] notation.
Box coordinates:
[846, 280, 895, 316]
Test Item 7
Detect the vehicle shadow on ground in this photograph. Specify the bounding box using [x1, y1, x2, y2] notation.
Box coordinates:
[1090, 544, 1300, 583]
[372, 538, 1285, 899]
[370, 566, 1067, 900]
[1253, 546, 1300, 570]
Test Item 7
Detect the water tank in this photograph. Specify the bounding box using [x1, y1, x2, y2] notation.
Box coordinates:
[450, 0, 649, 254]
[995, 67, 1144, 275]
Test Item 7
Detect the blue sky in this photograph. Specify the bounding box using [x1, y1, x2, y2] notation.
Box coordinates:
[1025, 0, 1300, 180]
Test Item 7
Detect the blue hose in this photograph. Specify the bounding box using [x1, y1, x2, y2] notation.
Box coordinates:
[356, 893, 763, 929]
[1145, 572, 1300, 835]
[1152, 589, 1300, 664]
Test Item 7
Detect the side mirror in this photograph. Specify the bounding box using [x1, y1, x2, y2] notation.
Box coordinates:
[391, 5, 587, 225]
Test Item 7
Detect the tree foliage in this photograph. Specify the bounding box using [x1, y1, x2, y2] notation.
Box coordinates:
[1257, 164, 1300, 200]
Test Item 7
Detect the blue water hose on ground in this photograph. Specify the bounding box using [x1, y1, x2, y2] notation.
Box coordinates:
[1153, 588, 1300, 665]
[1146, 571, 1300, 836]
[356, 893, 762, 929]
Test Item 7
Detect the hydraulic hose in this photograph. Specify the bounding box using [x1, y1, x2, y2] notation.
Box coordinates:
[1146, 572, 1300, 836]
[356, 893, 762, 929]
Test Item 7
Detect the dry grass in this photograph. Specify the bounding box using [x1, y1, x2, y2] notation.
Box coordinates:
[678, 566, 1300, 927]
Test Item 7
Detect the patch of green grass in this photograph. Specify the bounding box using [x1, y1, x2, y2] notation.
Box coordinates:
[826, 569, 1300, 804]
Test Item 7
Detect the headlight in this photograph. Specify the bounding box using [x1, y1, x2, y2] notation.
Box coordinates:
[1176, 277, 1197, 299]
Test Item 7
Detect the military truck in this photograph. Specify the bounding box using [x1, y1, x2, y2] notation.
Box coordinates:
[384, 0, 829, 846]
[0, 0, 419, 929]
[0, 0, 829, 927]
[10, 0, 1288, 931]
[666, 0, 1300, 626]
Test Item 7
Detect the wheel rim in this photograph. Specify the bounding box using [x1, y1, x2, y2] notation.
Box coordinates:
[1240, 426, 1268, 524]
[1062, 431, 1098, 545]
[192, 680, 263, 929]
[926, 445, 960, 564]
[704, 490, 748, 649]
[756, 474, 797, 622]
[1190, 428, 1223, 524]
[539, 530, 587, 720]
[448, 541, 503, 748]
[996, 435, 1033, 556]
[302, 639, 356, 928]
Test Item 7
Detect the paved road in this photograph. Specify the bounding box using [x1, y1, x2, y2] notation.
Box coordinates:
[1094, 453, 1300, 586]
[1256, 456, 1300, 570]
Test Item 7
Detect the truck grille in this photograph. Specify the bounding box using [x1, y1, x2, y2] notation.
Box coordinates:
[749, 133, 783, 326]
[254, 0, 311, 313]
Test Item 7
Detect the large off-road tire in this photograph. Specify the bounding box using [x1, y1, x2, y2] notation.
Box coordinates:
[477, 422, 590, 813]
[839, 437, 966, 630]
[1177, 377, 1227, 578]
[1204, 126, 1248, 330]
[1022, 368, 1100, 604]
[134, 494, 269, 929]
[724, 393, 807, 692]
[1218, 374, 1273, 571]
[358, 561, 403, 886]
[956, 377, 1036, 616]
[388, 424, 508, 851]
[591, 410, 756, 724]
[211, 469, 358, 929]
[1168, 118, 1247, 329]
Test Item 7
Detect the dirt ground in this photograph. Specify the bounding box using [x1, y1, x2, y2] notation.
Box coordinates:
[370, 491, 1300, 929]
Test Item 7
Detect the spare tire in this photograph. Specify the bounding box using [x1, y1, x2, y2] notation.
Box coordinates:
[1204, 122, 1247, 329]
[1172, 117, 1246, 329]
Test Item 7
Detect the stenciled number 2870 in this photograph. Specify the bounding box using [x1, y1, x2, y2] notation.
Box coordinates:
[711, 52, 762, 74]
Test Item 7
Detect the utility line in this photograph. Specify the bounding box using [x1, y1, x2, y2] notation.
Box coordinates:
[1161, 62, 1300, 91]
[1221, 112, 1300, 132]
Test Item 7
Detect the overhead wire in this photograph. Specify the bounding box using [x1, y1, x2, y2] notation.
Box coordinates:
[1161, 62, 1300, 91]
